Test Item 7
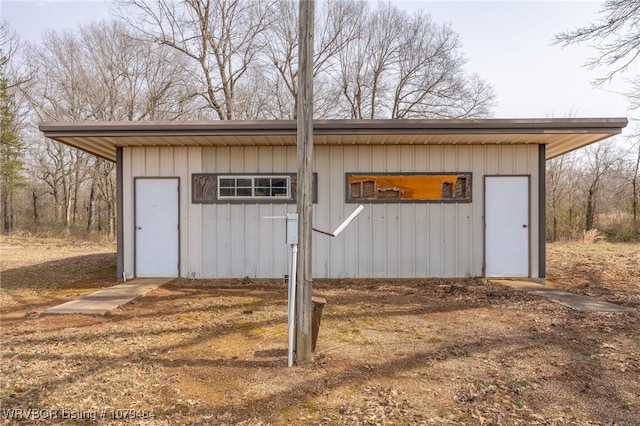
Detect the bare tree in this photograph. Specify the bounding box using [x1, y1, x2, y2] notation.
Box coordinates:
[114, 0, 494, 120]
[0, 19, 19, 70]
[257, 0, 365, 119]
[331, 4, 495, 119]
[31, 140, 86, 232]
[547, 154, 572, 241]
[627, 127, 640, 238]
[256, 0, 298, 118]
[546, 141, 634, 241]
[90, 157, 116, 240]
[545, 151, 592, 241]
[334, 2, 401, 119]
[391, 14, 481, 118]
[579, 140, 624, 231]
[232, 64, 281, 119]
[117, 0, 276, 120]
[82, 21, 199, 120]
[21, 20, 197, 235]
[24, 22, 196, 122]
[553, 0, 640, 107]
[1, 20, 28, 234]
[0, 19, 34, 90]
[633, 143, 640, 237]
[1, 72, 27, 233]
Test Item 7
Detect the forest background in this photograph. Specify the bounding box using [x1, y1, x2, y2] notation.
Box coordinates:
[1, 0, 639, 243]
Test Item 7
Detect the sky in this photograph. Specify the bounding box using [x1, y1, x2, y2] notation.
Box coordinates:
[1, 0, 635, 138]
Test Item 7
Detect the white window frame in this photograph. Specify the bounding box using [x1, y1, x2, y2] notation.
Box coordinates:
[217, 175, 291, 200]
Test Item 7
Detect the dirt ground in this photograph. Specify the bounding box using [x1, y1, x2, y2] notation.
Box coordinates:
[1, 237, 639, 425]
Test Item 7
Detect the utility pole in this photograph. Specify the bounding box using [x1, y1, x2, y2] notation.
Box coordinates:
[296, 0, 314, 363]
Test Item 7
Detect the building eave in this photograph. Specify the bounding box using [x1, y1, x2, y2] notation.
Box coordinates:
[39, 117, 628, 162]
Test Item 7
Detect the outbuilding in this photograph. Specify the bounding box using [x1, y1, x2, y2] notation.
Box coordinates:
[39, 118, 627, 281]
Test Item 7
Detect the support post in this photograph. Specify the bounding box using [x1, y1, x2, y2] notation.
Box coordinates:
[538, 144, 546, 281]
[296, 0, 315, 363]
[116, 147, 124, 281]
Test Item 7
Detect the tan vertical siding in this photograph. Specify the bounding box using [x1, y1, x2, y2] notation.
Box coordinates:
[122, 149, 134, 277]
[201, 147, 217, 277]
[342, 146, 360, 277]
[200, 146, 290, 278]
[146, 147, 160, 175]
[528, 145, 540, 277]
[159, 148, 175, 176]
[184, 148, 202, 278]
[122, 143, 540, 278]
[122, 146, 202, 279]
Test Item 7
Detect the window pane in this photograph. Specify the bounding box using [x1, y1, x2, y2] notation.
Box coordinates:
[255, 178, 271, 187]
[362, 181, 376, 198]
[271, 178, 287, 188]
[219, 188, 235, 197]
[271, 178, 288, 196]
[237, 187, 252, 196]
[271, 187, 288, 196]
[219, 178, 234, 188]
[237, 178, 252, 188]
[254, 178, 270, 196]
[350, 182, 362, 199]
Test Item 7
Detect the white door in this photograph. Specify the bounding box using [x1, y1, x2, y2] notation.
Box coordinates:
[485, 176, 529, 277]
[135, 178, 179, 277]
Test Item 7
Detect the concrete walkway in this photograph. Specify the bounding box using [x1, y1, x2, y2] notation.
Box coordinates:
[42, 278, 174, 316]
[491, 279, 635, 313]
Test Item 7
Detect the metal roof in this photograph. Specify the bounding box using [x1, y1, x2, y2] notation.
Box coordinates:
[39, 118, 628, 162]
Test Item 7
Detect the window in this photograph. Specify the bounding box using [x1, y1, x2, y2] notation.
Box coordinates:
[218, 176, 290, 199]
[192, 173, 318, 204]
[346, 173, 472, 203]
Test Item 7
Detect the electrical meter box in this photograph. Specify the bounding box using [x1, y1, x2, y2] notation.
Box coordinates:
[286, 213, 298, 244]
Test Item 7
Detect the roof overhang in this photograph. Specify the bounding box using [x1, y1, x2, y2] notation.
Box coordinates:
[39, 118, 628, 162]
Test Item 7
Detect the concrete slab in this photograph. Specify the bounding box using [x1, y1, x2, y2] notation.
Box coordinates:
[491, 279, 635, 313]
[41, 278, 173, 316]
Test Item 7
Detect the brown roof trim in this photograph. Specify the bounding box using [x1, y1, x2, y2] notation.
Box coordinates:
[39, 117, 628, 135]
[39, 118, 628, 162]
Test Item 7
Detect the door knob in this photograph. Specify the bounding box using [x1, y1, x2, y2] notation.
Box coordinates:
[522, 224, 528, 228]
[136, 226, 142, 230]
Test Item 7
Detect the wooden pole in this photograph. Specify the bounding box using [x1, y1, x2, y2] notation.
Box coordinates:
[296, 0, 314, 363]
